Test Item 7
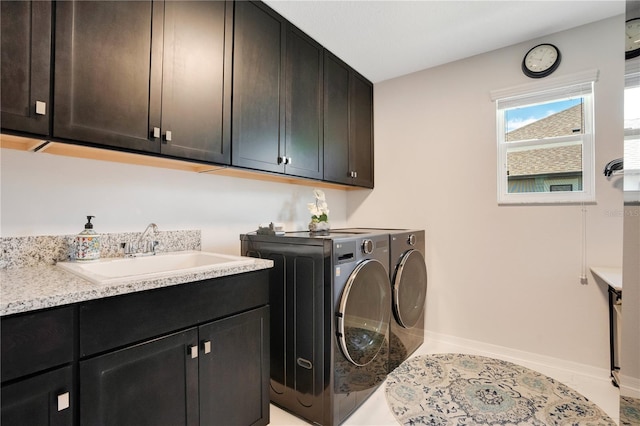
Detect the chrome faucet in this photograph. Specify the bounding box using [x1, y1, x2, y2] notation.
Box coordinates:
[138, 223, 159, 248]
[122, 223, 160, 257]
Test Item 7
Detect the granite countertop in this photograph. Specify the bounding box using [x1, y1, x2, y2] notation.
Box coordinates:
[1, 256, 273, 316]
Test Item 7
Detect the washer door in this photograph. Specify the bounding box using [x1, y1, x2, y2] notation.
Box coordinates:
[393, 249, 427, 328]
[337, 259, 391, 366]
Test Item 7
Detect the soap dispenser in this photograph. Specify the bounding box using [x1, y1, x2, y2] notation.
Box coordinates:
[76, 216, 101, 261]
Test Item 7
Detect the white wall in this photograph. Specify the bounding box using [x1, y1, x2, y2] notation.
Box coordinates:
[0, 149, 348, 254]
[348, 16, 626, 370]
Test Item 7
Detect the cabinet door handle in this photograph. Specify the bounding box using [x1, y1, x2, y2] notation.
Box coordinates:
[203, 340, 212, 354]
[57, 392, 70, 411]
[277, 156, 284, 165]
[35, 101, 46, 116]
[153, 127, 161, 139]
[350, 171, 358, 178]
[188, 345, 198, 359]
[165, 130, 172, 142]
[286, 157, 292, 165]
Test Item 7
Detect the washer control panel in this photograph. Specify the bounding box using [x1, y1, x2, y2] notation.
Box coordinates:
[334, 241, 356, 264]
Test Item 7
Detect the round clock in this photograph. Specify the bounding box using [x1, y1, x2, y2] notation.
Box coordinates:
[626, 18, 640, 60]
[521, 43, 561, 78]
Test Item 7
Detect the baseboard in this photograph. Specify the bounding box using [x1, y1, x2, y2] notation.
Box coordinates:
[424, 330, 611, 382]
[620, 373, 640, 399]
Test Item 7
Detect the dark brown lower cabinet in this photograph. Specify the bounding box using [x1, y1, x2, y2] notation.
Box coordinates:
[1, 366, 73, 426]
[199, 307, 269, 426]
[1, 270, 270, 426]
[80, 329, 200, 426]
[80, 306, 269, 426]
[1, 306, 75, 426]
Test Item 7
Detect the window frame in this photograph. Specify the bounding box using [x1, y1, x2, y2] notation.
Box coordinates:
[491, 70, 598, 205]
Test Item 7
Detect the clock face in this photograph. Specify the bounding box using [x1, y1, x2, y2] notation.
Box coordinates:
[522, 43, 561, 78]
[626, 18, 640, 60]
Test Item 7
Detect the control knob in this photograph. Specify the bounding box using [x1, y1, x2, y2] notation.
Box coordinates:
[408, 234, 416, 246]
[362, 239, 374, 254]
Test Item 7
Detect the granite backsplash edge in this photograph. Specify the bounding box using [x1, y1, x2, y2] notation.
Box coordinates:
[0, 230, 201, 269]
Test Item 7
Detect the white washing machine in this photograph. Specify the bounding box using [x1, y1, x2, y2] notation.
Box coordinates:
[240, 230, 391, 426]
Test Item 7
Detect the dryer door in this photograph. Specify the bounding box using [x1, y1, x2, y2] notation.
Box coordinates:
[337, 259, 391, 366]
[393, 249, 427, 328]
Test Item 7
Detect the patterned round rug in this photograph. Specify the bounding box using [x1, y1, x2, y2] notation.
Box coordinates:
[620, 396, 640, 425]
[385, 353, 615, 425]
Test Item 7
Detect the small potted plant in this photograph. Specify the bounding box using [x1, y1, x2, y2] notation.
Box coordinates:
[307, 189, 330, 233]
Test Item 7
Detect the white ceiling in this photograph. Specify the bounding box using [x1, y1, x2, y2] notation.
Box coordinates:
[263, 0, 625, 83]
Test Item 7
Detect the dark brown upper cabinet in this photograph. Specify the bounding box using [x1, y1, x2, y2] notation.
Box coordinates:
[54, 1, 160, 153]
[323, 52, 374, 188]
[284, 27, 324, 180]
[53, 1, 232, 164]
[158, 1, 232, 164]
[1, 1, 52, 137]
[232, 1, 323, 180]
[231, 1, 285, 173]
[3, 0, 373, 188]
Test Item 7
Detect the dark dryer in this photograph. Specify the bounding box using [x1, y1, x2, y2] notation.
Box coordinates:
[387, 230, 427, 371]
[240, 231, 391, 426]
[335, 229, 428, 371]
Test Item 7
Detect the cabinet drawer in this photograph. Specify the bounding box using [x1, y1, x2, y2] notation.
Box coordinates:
[1, 306, 75, 382]
[79, 270, 269, 357]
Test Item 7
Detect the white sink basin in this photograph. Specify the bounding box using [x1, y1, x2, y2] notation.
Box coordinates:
[57, 250, 255, 284]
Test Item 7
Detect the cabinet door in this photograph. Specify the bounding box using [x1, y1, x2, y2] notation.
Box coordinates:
[0, 1, 51, 136]
[284, 26, 323, 179]
[159, 1, 232, 164]
[199, 306, 270, 426]
[1, 365, 73, 426]
[80, 328, 199, 426]
[323, 52, 351, 185]
[349, 73, 374, 188]
[53, 1, 161, 153]
[323, 52, 374, 188]
[232, 1, 285, 173]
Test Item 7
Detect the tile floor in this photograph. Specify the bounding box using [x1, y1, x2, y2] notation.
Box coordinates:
[269, 337, 620, 425]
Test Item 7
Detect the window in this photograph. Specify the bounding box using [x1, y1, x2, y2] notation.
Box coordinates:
[625, 61, 640, 193]
[491, 71, 597, 204]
